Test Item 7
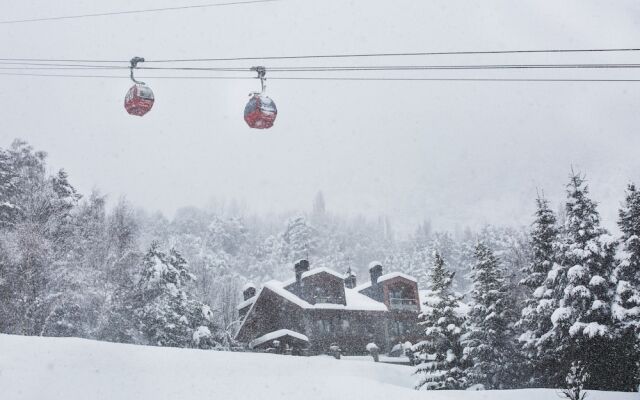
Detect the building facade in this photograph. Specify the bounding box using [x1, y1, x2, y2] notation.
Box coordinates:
[235, 260, 422, 355]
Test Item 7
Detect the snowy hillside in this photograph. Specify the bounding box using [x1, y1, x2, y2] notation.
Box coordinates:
[0, 334, 635, 400]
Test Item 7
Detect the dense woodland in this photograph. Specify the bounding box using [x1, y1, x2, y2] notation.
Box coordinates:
[0, 140, 638, 393]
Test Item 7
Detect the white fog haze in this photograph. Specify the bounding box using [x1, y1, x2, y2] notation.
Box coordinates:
[2, 0, 640, 233]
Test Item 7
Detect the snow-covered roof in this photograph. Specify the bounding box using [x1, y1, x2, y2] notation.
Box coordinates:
[236, 296, 256, 310]
[236, 275, 390, 340]
[263, 280, 387, 311]
[264, 281, 311, 308]
[242, 282, 256, 292]
[343, 288, 387, 311]
[353, 282, 371, 291]
[249, 329, 309, 349]
[368, 261, 383, 271]
[301, 267, 345, 280]
[378, 272, 417, 283]
[281, 277, 297, 287]
[354, 271, 418, 291]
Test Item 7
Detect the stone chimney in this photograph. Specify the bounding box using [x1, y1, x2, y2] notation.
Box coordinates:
[344, 267, 357, 289]
[242, 283, 256, 301]
[294, 259, 310, 283]
[369, 261, 383, 285]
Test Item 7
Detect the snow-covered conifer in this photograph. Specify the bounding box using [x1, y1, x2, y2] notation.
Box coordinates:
[464, 242, 518, 389]
[414, 251, 467, 390]
[616, 183, 640, 335]
[613, 183, 640, 389]
[517, 195, 559, 387]
[283, 216, 316, 262]
[542, 172, 623, 390]
[0, 148, 18, 227]
[117, 243, 220, 348]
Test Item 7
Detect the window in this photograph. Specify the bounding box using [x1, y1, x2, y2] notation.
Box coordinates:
[316, 319, 331, 333]
[341, 319, 350, 331]
[388, 284, 418, 310]
[390, 320, 406, 336]
[389, 286, 408, 299]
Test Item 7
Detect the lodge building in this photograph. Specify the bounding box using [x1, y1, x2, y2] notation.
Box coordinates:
[235, 260, 422, 354]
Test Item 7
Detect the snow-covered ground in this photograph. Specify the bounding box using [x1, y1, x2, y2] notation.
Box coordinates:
[0, 334, 635, 400]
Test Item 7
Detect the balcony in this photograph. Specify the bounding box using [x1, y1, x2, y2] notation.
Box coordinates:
[389, 297, 419, 311]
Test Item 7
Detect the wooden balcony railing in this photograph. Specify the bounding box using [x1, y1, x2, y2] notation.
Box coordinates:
[389, 297, 419, 311]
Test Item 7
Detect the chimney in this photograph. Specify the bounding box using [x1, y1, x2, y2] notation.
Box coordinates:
[242, 283, 256, 301]
[294, 259, 310, 283]
[344, 267, 357, 289]
[368, 261, 383, 285]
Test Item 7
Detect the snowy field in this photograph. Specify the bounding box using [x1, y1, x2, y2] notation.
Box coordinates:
[0, 334, 635, 400]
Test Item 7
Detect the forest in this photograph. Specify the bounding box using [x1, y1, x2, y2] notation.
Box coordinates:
[0, 139, 638, 393]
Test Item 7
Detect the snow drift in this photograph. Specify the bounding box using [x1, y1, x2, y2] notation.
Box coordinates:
[0, 334, 635, 400]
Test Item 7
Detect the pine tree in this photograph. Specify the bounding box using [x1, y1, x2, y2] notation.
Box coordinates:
[464, 242, 517, 389]
[614, 183, 640, 389]
[1, 142, 82, 336]
[283, 216, 316, 262]
[312, 191, 326, 222]
[112, 243, 220, 348]
[0, 148, 18, 227]
[517, 195, 559, 387]
[414, 251, 468, 390]
[41, 192, 108, 339]
[521, 197, 558, 291]
[544, 172, 622, 390]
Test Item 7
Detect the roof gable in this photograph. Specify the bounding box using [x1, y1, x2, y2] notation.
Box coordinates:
[301, 267, 345, 281]
[354, 272, 418, 292]
[249, 329, 309, 349]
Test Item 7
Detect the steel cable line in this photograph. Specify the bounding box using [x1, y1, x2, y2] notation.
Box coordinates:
[250, 63, 640, 71]
[2, 47, 640, 64]
[0, 0, 281, 25]
[4, 62, 640, 72]
[142, 48, 640, 63]
[0, 62, 250, 71]
[2, 72, 640, 82]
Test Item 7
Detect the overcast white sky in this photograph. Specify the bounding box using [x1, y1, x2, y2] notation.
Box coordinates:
[1, 0, 640, 234]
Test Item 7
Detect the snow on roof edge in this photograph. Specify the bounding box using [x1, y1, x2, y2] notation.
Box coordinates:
[236, 296, 256, 310]
[368, 261, 383, 271]
[249, 329, 309, 349]
[265, 281, 386, 311]
[301, 267, 345, 280]
[377, 272, 417, 283]
[263, 281, 313, 309]
[354, 282, 372, 291]
[235, 285, 265, 340]
[343, 288, 388, 311]
[354, 271, 417, 292]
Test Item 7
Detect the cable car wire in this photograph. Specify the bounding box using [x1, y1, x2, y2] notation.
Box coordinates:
[5, 62, 640, 73]
[0, 0, 281, 25]
[2, 47, 640, 64]
[142, 47, 640, 63]
[2, 72, 640, 83]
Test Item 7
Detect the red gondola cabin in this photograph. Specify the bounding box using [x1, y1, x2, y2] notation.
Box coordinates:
[124, 84, 154, 116]
[244, 94, 277, 129]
